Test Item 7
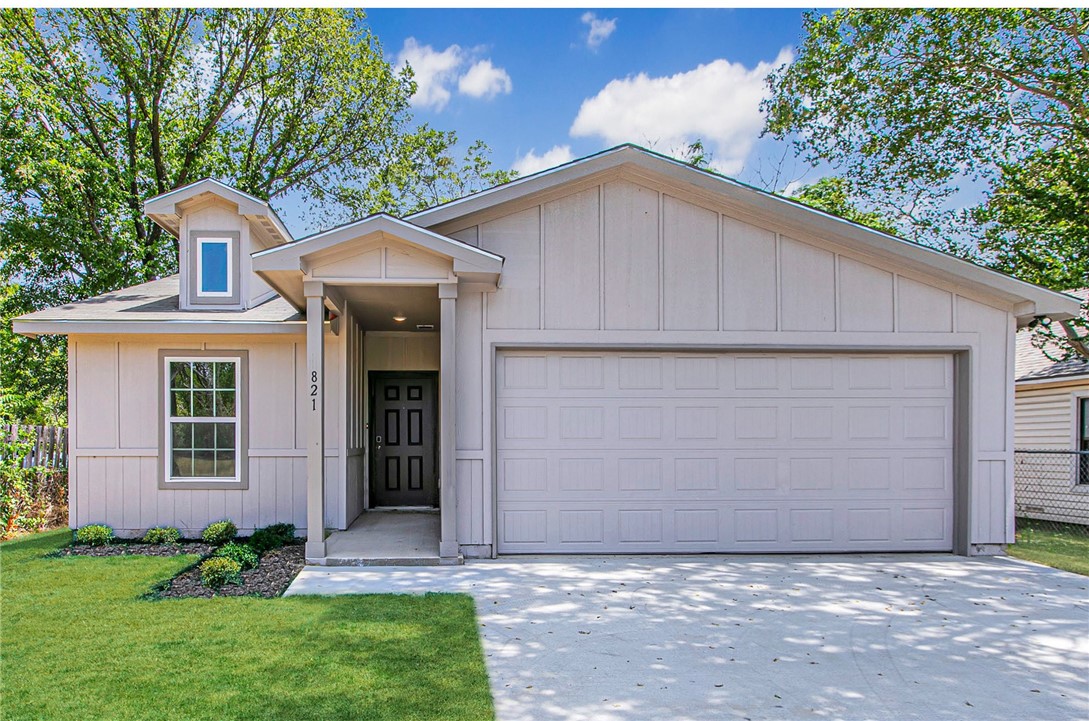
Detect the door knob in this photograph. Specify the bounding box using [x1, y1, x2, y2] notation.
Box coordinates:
[375, 435, 382, 450]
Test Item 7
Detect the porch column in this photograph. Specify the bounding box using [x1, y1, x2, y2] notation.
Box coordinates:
[303, 280, 327, 560]
[439, 282, 459, 560]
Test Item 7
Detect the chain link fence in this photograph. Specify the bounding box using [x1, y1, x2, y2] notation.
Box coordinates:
[1014, 450, 1089, 537]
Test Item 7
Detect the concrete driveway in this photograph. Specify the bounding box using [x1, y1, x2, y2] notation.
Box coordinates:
[287, 554, 1088, 721]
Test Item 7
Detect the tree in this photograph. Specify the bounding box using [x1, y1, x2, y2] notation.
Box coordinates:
[763, 8, 1089, 357]
[0, 9, 512, 421]
[789, 177, 899, 236]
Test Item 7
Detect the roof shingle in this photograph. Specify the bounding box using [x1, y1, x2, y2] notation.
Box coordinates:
[1015, 289, 1089, 383]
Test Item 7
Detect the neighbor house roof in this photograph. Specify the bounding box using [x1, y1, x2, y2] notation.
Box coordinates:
[411, 144, 1082, 326]
[1015, 289, 1089, 384]
[14, 275, 303, 336]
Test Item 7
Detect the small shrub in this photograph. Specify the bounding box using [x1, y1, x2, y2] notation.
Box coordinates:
[142, 526, 181, 544]
[75, 524, 114, 546]
[248, 522, 296, 553]
[201, 520, 237, 545]
[2, 427, 68, 539]
[214, 542, 259, 570]
[264, 522, 296, 542]
[200, 556, 242, 588]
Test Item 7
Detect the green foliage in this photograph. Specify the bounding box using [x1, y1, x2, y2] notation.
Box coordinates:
[247, 522, 295, 553]
[201, 520, 237, 546]
[1010, 519, 1089, 576]
[0, 8, 512, 420]
[2, 426, 39, 537]
[673, 139, 713, 170]
[214, 541, 259, 570]
[2, 531, 495, 720]
[790, 177, 899, 235]
[976, 145, 1089, 360]
[322, 133, 515, 225]
[199, 556, 242, 588]
[74, 524, 113, 546]
[142, 526, 181, 545]
[763, 8, 1089, 357]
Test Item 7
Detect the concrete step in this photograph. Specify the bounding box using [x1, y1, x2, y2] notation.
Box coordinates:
[310, 555, 463, 567]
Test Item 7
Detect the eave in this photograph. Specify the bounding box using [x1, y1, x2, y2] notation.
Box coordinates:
[251, 214, 503, 310]
[408, 144, 1080, 325]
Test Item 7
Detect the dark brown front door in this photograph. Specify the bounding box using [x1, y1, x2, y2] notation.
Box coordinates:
[370, 372, 438, 507]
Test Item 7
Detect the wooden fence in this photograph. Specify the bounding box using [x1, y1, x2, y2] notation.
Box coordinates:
[2, 424, 69, 469]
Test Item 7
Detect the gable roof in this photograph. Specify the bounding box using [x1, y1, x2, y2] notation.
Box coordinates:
[251, 213, 503, 309]
[1015, 289, 1089, 384]
[143, 178, 294, 248]
[252, 213, 501, 269]
[409, 144, 1081, 325]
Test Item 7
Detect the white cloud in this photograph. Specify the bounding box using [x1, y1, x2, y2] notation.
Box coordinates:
[581, 12, 617, 50]
[397, 38, 463, 111]
[397, 38, 512, 111]
[458, 59, 512, 99]
[569, 48, 794, 175]
[512, 145, 576, 176]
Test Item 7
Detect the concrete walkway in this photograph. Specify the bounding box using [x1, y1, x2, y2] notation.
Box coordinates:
[320, 511, 440, 565]
[286, 554, 1089, 721]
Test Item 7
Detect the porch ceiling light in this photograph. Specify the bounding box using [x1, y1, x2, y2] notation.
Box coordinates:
[392, 314, 407, 322]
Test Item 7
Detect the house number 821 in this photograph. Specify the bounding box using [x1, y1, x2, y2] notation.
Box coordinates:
[310, 370, 318, 410]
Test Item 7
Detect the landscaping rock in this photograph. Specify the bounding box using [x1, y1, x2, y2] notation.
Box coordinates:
[156, 544, 305, 599]
[57, 542, 215, 558]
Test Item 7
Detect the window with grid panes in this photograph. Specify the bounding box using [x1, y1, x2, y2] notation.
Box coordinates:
[165, 358, 239, 480]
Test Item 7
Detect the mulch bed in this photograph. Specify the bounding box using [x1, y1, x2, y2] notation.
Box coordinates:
[155, 544, 306, 599]
[55, 542, 215, 558]
[50, 539, 306, 598]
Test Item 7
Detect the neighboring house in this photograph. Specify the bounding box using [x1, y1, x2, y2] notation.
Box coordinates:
[13, 145, 1080, 562]
[1014, 290, 1089, 524]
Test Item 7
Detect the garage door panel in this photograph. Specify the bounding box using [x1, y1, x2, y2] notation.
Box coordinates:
[497, 401, 951, 450]
[496, 351, 954, 553]
[497, 500, 953, 553]
[497, 449, 954, 501]
[497, 352, 954, 400]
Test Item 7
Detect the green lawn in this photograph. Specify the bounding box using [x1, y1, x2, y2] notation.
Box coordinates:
[0, 531, 494, 721]
[1007, 519, 1089, 576]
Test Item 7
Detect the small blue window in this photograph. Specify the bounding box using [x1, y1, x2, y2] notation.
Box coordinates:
[198, 238, 230, 296]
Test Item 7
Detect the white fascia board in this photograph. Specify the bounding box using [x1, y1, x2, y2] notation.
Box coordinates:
[13, 319, 305, 337]
[252, 214, 503, 272]
[144, 179, 266, 216]
[408, 144, 1079, 319]
[631, 155, 1080, 318]
[407, 146, 632, 227]
[143, 178, 293, 245]
[143, 178, 266, 214]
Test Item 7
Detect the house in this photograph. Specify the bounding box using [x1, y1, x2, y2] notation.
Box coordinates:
[1013, 292, 1089, 525]
[14, 145, 1081, 562]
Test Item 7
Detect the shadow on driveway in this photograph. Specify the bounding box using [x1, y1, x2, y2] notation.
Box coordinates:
[288, 553, 1089, 721]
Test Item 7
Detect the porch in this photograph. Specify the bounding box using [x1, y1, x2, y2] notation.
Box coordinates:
[251, 214, 503, 564]
[319, 511, 446, 566]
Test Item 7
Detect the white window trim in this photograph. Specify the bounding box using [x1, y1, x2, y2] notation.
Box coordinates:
[195, 236, 234, 298]
[1073, 390, 1089, 486]
[163, 355, 241, 484]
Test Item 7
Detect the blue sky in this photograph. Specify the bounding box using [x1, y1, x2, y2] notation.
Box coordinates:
[282, 8, 821, 233]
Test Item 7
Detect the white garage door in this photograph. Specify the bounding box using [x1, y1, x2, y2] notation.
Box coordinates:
[495, 351, 954, 554]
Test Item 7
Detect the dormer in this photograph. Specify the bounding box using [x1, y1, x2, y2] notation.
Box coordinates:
[144, 179, 294, 310]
